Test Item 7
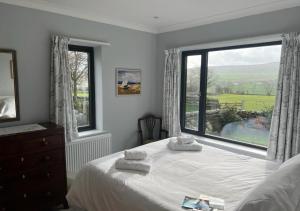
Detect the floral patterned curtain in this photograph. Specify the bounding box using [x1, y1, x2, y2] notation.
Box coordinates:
[268, 32, 300, 162]
[50, 35, 78, 142]
[162, 48, 181, 137]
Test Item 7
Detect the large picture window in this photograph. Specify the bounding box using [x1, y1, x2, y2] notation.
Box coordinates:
[68, 45, 95, 131]
[181, 41, 282, 148]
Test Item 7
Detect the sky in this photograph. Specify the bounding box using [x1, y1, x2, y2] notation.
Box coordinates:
[187, 45, 282, 68]
[117, 70, 141, 82]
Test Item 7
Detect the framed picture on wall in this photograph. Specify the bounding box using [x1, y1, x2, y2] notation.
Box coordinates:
[116, 68, 141, 96]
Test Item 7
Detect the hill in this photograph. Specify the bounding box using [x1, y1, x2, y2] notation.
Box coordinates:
[187, 62, 280, 95]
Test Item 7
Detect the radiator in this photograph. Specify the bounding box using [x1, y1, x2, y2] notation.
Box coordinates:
[65, 133, 112, 174]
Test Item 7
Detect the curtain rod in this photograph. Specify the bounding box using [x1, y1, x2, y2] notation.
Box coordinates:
[179, 33, 282, 51]
[69, 37, 111, 46]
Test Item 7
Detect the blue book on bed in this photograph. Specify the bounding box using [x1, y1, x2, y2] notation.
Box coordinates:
[182, 195, 224, 211]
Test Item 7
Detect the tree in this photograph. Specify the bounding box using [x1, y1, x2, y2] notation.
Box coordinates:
[207, 70, 217, 88]
[263, 80, 276, 96]
[186, 68, 200, 93]
[68, 51, 88, 102]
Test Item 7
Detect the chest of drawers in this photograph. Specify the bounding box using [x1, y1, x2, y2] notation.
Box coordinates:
[0, 123, 68, 211]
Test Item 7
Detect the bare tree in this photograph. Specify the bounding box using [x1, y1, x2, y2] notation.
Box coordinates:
[186, 68, 200, 93]
[263, 80, 276, 96]
[186, 68, 217, 94]
[207, 70, 217, 88]
[68, 51, 88, 101]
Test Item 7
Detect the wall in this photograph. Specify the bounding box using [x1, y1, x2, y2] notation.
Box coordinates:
[156, 6, 300, 115]
[0, 3, 157, 152]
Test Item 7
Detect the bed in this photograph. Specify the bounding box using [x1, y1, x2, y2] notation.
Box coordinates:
[0, 96, 16, 118]
[66, 138, 279, 211]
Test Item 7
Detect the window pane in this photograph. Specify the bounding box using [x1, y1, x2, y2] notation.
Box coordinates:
[185, 55, 201, 130]
[205, 45, 281, 146]
[68, 50, 90, 128]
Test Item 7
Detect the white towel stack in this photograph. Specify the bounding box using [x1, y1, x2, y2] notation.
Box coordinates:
[124, 149, 147, 160]
[115, 149, 151, 173]
[168, 136, 202, 151]
[177, 135, 194, 145]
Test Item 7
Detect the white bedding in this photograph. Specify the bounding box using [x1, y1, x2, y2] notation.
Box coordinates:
[67, 138, 279, 211]
[0, 96, 16, 118]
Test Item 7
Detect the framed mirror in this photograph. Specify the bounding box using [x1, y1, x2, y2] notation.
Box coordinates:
[0, 49, 20, 122]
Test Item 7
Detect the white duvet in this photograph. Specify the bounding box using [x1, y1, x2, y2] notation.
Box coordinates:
[67, 139, 279, 211]
[0, 96, 16, 118]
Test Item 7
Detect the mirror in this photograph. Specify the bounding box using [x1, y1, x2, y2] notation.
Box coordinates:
[0, 49, 20, 122]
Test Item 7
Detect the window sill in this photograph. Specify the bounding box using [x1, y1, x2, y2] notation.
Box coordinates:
[78, 129, 108, 139]
[183, 133, 267, 160]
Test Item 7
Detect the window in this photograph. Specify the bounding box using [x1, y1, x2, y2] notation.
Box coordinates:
[68, 45, 95, 131]
[181, 41, 282, 149]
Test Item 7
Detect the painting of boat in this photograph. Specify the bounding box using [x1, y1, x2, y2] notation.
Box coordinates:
[116, 68, 141, 95]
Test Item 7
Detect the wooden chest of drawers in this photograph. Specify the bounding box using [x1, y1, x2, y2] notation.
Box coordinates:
[0, 123, 68, 211]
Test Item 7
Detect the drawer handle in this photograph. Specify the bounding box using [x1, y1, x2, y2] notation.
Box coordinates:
[42, 138, 48, 145]
[21, 174, 26, 180]
[20, 157, 25, 163]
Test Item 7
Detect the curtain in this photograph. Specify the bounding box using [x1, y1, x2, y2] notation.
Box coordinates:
[268, 32, 300, 162]
[50, 35, 78, 142]
[162, 48, 181, 137]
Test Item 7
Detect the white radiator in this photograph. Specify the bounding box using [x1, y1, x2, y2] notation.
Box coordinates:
[66, 133, 112, 174]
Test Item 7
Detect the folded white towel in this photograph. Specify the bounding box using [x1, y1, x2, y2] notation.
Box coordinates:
[168, 138, 202, 151]
[177, 135, 194, 145]
[115, 158, 151, 173]
[124, 149, 147, 160]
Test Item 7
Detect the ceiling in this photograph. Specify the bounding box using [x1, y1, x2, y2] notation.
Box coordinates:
[1, 0, 300, 33]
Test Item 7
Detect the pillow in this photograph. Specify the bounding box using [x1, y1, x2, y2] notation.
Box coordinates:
[279, 153, 300, 169]
[235, 158, 300, 211]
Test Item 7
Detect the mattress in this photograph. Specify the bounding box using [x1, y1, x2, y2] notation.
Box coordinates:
[66, 138, 279, 211]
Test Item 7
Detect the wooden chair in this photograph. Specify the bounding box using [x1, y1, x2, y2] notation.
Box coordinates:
[138, 114, 168, 145]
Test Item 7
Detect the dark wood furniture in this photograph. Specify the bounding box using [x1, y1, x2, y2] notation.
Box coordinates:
[138, 114, 168, 145]
[0, 123, 68, 211]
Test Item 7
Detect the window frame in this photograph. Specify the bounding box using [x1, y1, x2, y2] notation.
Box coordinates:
[180, 41, 282, 150]
[68, 44, 96, 132]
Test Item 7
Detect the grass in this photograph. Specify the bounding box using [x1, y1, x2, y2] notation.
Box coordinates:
[117, 84, 141, 95]
[186, 102, 199, 113]
[77, 91, 88, 97]
[210, 94, 275, 111]
[186, 94, 275, 112]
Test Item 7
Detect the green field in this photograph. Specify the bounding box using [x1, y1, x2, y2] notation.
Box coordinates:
[186, 94, 275, 112]
[210, 94, 275, 111]
[77, 91, 88, 97]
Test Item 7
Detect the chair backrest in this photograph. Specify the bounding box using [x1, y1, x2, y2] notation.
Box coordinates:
[138, 114, 162, 144]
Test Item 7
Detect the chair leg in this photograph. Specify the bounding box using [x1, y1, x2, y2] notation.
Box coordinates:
[63, 198, 69, 209]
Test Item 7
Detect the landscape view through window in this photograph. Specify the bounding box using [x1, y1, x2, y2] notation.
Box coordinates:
[68, 49, 90, 128]
[184, 44, 282, 147]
